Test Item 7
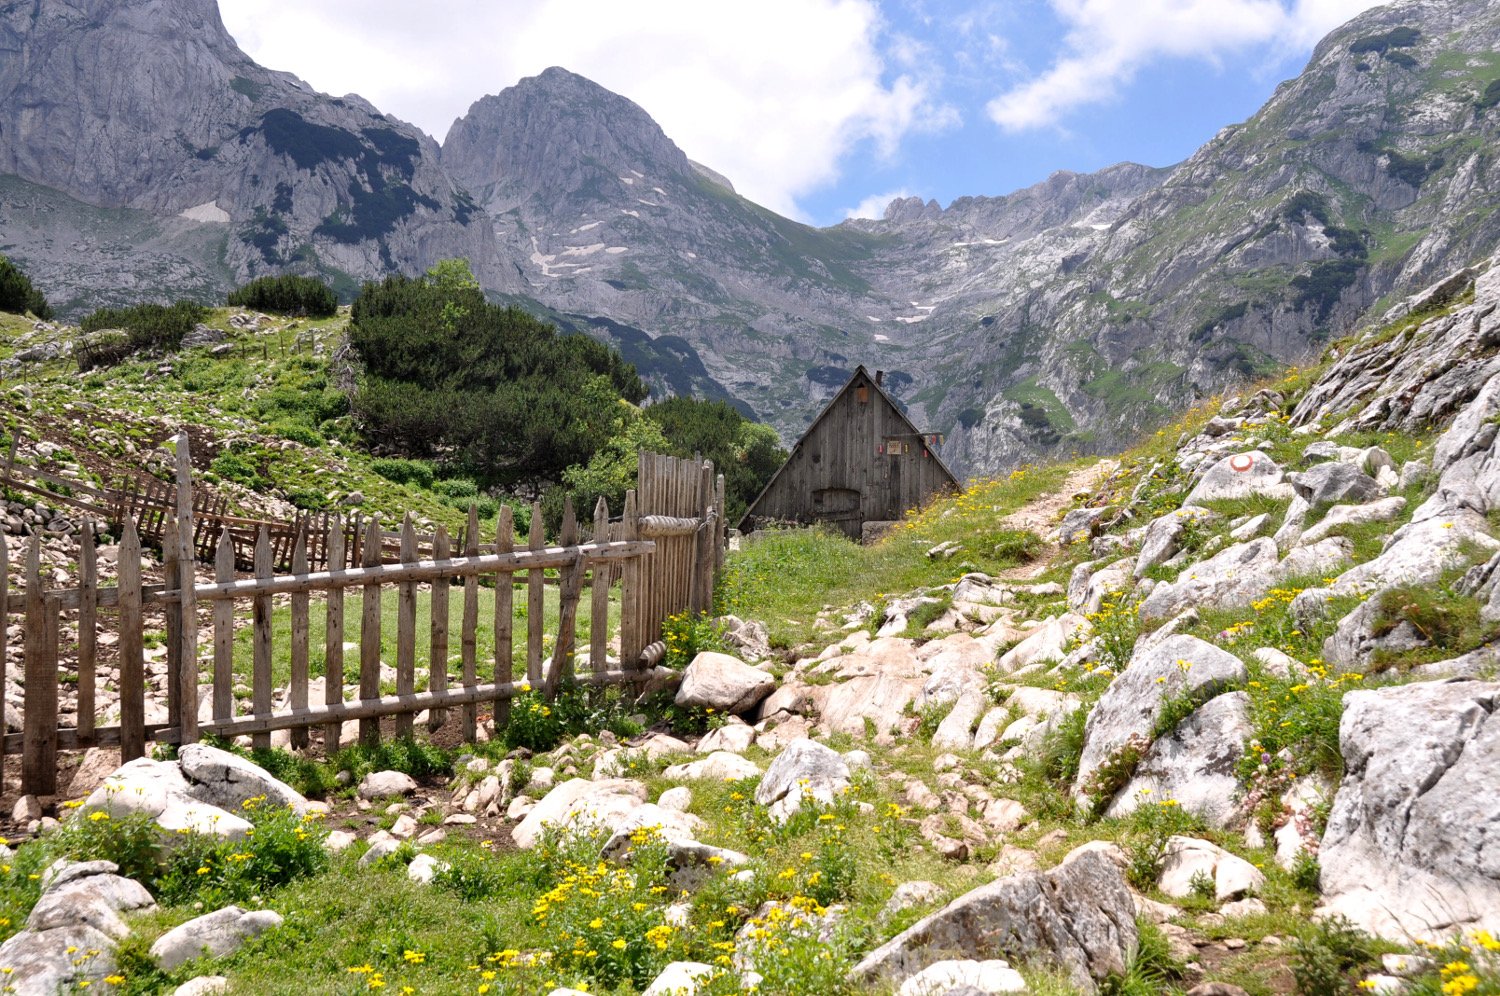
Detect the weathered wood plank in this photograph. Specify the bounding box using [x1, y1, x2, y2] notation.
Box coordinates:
[118, 519, 145, 761]
[461, 504, 479, 742]
[544, 500, 582, 700]
[0, 521, 7, 790]
[394, 515, 417, 739]
[175, 433, 199, 744]
[251, 527, 273, 751]
[289, 526, 310, 750]
[77, 523, 97, 739]
[358, 519, 382, 747]
[620, 489, 642, 666]
[21, 533, 58, 795]
[428, 525, 450, 733]
[590, 498, 609, 674]
[493, 506, 514, 733]
[323, 517, 345, 753]
[213, 529, 235, 724]
[527, 501, 544, 684]
[163, 518, 182, 736]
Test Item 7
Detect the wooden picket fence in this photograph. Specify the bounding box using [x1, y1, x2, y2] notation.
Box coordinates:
[0, 438, 726, 796]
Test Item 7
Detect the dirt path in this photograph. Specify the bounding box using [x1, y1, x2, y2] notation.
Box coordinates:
[995, 458, 1119, 580]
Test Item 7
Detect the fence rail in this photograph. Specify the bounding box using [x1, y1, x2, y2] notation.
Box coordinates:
[0, 439, 725, 796]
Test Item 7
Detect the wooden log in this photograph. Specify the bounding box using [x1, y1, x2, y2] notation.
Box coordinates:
[118, 519, 145, 761]
[637, 514, 703, 538]
[77, 523, 97, 740]
[428, 525, 450, 732]
[527, 501, 544, 684]
[22, 534, 58, 796]
[358, 519, 381, 747]
[212, 529, 235, 724]
[590, 498, 609, 674]
[323, 516, 345, 753]
[461, 504, 479, 742]
[394, 515, 417, 739]
[493, 505, 514, 733]
[289, 526, 310, 750]
[544, 500, 582, 700]
[251, 527, 273, 751]
[175, 433, 199, 745]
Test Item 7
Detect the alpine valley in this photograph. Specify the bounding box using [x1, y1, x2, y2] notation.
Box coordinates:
[3, 0, 1499, 475]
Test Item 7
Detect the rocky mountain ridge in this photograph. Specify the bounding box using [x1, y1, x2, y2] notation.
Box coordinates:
[3, 0, 1500, 477]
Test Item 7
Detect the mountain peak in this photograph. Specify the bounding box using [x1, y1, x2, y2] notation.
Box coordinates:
[443, 66, 694, 214]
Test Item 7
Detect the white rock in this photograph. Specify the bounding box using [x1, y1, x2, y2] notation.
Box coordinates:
[149, 906, 284, 970]
[407, 853, 449, 885]
[663, 751, 760, 782]
[657, 786, 693, 812]
[358, 770, 418, 800]
[753, 739, 851, 823]
[173, 977, 229, 996]
[1158, 836, 1265, 901]
[898, 958, 1027, 995]
[1183, 451, 1293, 505]
[641, 960, 717, 996]
[697, 720, 756, 754]
[675, 652, 776, 714]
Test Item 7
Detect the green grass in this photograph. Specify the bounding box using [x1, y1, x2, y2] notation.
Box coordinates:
[225, 580, 616, 692]
[718, 462, 1077, 649]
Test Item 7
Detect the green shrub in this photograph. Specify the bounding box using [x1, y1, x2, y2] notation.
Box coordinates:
[1291, 915, 1375, 996]
[228, 274, 338, 317]
[210, 443, 269, 490]
[80, 300, 209, 353]
[51, 809, 163, 886]
[660, 611, 729, 670]
[431, 848, 508, 901]
[501, 690, 566, 752]
[0, 254, 51, 319]
[271, 420, 324, 447]
[369, 457, 434, 489]
[155, 799, 329, 906]
[432, 477, 478, 499]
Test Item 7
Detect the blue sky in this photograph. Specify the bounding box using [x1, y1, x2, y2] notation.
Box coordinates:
[219, 0, 1387, 226]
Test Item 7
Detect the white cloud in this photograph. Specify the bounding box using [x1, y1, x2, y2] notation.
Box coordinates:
[986, 0, 1388, 131]
[844, 188, 915, 220]
[217, 0, 958, 220]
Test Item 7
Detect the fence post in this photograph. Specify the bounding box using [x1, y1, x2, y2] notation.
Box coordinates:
[163, 518, 182, 736]
[251, 527, 273, 751]
[527, 502, 544, 685]
[77, 522, 97, 742]
[461, 504, 479, 742]
[493, 506, 514, 735]
[213, 529, 235, 726]
[428, 525, 450, 733]
[394, 515, 417, 739]
[544, 499, 582, 701]
[590, 497, 609, 674]
[289, 526, 310, 750]
[620, 489, 642, 667]
[22, 533, 58, 796]
[358, 519, 382, 747]
[324, 516, 346, 753]
[175, 433, 199, 745]
[118, 519, 145, 761]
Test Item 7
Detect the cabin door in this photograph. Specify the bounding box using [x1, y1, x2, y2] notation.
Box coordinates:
[812, 487, 862, 538]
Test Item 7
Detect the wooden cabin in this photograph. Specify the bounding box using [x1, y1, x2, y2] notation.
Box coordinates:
[739, 366, 960, 539]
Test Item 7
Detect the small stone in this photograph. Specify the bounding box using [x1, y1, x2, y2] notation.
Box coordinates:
[358, 770, 418, 800]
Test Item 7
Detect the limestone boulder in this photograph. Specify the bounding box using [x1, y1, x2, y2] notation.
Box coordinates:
[1289, 461, 1382, 508]
[1157, 837, 1265, 901]
[357, 770, 418, 800]
[1102, 692, 1253, 829]
[1074, 636, 1247, 804]
[995, 614, 1086, 672]
[754, 739, 851, 822]
[697, 720, 756, 754]
[675, 652, 776, 715]
[1319, 680, 1500, 940]
[898, 959, 1027, 995]
[1332, 490, 1500, 595]
[511, 778, 649, 849]
[1134, 507, 1214, 578]
[847, 850, 1138, 994]
[663, 751, 760, 782]
[1183, 451, 1293, 506]
[150, 906, 284, 971]
[1298, 497, 1407, 546]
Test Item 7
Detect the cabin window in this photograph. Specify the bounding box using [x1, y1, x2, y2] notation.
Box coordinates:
[856, 386, 870, 403]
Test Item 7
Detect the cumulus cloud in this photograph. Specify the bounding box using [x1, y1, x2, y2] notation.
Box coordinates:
[218, 0, 958, 219]
[844, 188, 916, 220]
[986, 0, 1388, 131]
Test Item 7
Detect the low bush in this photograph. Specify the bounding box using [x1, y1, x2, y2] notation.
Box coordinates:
[0, 254, 51, 319]
[661, 611, 729, 670]
[369, 457, 434, 489]
[80, 300, 209, 353]
[228, 275, 338, 317]
[1290, 915, 1375, 995]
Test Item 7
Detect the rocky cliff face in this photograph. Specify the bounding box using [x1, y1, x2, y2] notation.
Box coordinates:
[0, 0, 504, 304]
[3, 0, 1499, 477]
